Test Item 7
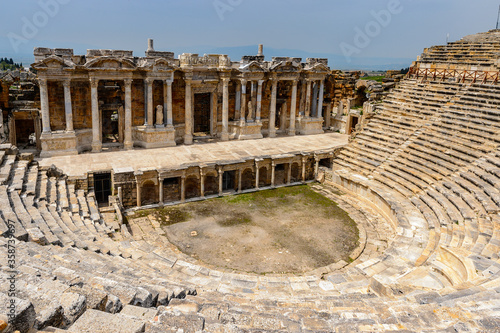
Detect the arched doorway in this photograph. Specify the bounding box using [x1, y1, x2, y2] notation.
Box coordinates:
[205, 173, 218, 196]
[185, 176, 200, 199]
[291, 163, 300, 183]
[259, 167, 270, 187]
[141, 180, 158, 206]
[241, 168, 254, 191]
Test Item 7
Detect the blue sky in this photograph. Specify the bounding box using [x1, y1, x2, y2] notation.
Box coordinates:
[1, 0, 498, 69]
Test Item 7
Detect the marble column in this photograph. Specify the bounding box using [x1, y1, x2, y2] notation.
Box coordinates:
[317, 80, 324, 118]
[164, 80, 174, 128]
[305, 80, 312, 117]
[325, 103, 332, 128]
[200, 168, 205, 198]
[256, 80, 263, 121]
[288, 80, 298, 136]
[146, 78, 154, 127]
[218, 166, 223, 196]
[301, 156, 307, 183]
[181, 174, 186, 202]
[136, 181, 141, 207]
[240, 79, 247, 124]
[90, 78, 101, 152]
[221, 78, 229, 141]
[314, 156, 320, 179]
[159, 177, 164, 204]
[268, 78, 278, 138]
[62, 79, 73, 132]
[39, 78, 51, 133]
[237, 169, 242, 193]
[287, 162, 292, 184]
[271, 161, 276, 188]
[248, 81, 256, 121]
[312, 82, 318, 117]
[255, 163, 260, 189]
[235, 80, 241, 117]
[184, 75, 193, 144]
[124, 79, 133, 150]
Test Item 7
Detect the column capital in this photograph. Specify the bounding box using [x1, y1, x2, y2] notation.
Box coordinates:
[291, 79, 298, 86]
[165, 79, 173, 85]
[38, 78, 48, 86]
[124, 78, 133, 86]
[184, 71, 193, 81]
[62, 79, 71, 88]
[145, 77, 154, 85]
[89, 77, 99, 88]
[240, 78, 247, 85]
[258, 79, 264, 85]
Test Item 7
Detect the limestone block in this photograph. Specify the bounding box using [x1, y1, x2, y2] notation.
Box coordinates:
[0, 292, 36, 333]
[67, 309, 145, 333]
[120, 304, 159, 321]
[146, 309, 205, 333]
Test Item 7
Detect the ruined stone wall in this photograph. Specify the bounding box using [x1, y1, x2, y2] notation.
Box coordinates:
[1, 82, 10, 109]
[71, 81, 91, 130]
[132, 80, 145, 126]
[47, 81, 65, 131]
[113, 171, 136, 208]
[172, 78, 186, 125]
[327, 72, 358, 108]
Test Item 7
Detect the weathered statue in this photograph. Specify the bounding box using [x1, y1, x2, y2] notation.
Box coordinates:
[156, 105, 164, 125]
[247, 100, 254, 121]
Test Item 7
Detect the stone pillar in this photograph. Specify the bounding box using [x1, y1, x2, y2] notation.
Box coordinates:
[200, 168, 205, 198]
[184, 74, 193, 144]
[181, 174, 186, 202]
[256, 80, 263, 121]
[240, 79, 247, 124]
[221, 78, 229, 141]
[235, 80, 241, 116]
[268, 78, 278, 138]
[118, 186, 123, 203]
[314, 156, 320, 179]
[255, 163, 260, 189]
[325, 103, 332, 128]
[301, 156, 307, 183]
[271, 161, 276, 188]
[124, 79, 133, 150]
[317, 80, 324, 118]
[39, 78, 51, 133]
[347, 98, 352, 113]
[90, 78, 101, 152]
[287, 162, 292, 184]
[238, 169, 242, 193]
[312, 82, 318, 117]
[305, 80, 312, 117]
[218, 166, 223, 196]
[288, 80, 298, 136]
[62, 79, 74, 132]
[146, 78, 154, 127]
[338, 100, 344, 117]
[164, 80, 174, 128]
[136, 181, 141, 207]
[159, 177, 164, 204]
[248, 81, 256, 121]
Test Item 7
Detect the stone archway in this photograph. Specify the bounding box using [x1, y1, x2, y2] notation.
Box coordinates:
[291, 162, 300, 183]
[241, 168, 254, 191]
[205, 173, 218, 196]
[259, 167, 270, 187]
[185, 175, 200, 199]
[141, 180, 158, 206]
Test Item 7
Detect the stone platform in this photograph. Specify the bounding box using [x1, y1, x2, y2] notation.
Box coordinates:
[37, 133, 348, 177]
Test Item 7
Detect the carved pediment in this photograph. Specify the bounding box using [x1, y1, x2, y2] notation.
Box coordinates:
[305, 62, 330, 73]
[240, 61, 266, 72]
[32, 55, 74, 70]
[85, 57, 136, 70]
[153, 58, 177, 72]
[270, 59, 301, 73]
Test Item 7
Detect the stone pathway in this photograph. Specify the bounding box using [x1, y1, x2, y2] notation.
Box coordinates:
[36, 133, 348, 177]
